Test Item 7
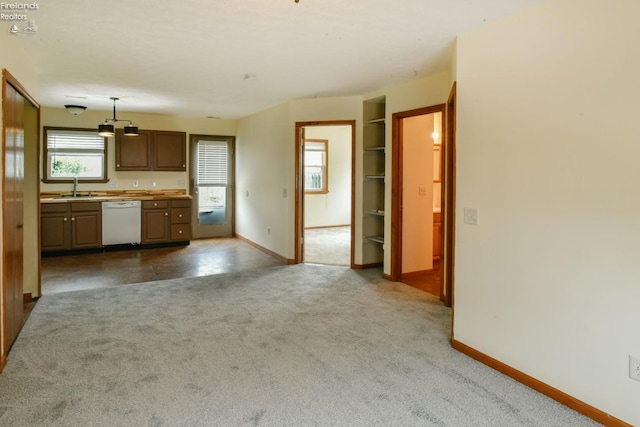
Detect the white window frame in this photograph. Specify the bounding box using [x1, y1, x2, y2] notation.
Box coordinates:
[43, 127, 108, 182]
[304, 139, 328, 194]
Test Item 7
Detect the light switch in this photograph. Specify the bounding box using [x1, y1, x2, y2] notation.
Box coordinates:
[419, 186, 426, 196]
[464, 207, 479, 225]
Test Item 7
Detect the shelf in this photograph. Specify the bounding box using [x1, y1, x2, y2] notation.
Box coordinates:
[365, 174, 385, 179]
[367, 118, 385, 125]
[365, 146, 385, 152]
[366, 209, 384, 217]
[365, 235, 385, 244]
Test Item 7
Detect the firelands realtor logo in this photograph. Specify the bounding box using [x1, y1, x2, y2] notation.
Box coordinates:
[2, 2, 39, 34]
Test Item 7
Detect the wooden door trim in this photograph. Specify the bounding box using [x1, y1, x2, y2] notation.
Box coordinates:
[442, 82, 457, 309]
[390, 104, 446, 286]
[294, 121, 356, 266]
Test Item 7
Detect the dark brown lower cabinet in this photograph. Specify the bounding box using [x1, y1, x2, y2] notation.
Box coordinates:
[142, 200, 170, 243]
[170, 200, 191, 241]
[142, 199, 191, 244]
[41, 202, 102, 252]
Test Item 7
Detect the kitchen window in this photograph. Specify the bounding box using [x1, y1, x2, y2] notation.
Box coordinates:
[43, 127, 108, 182]
[304, 139, 328, 194]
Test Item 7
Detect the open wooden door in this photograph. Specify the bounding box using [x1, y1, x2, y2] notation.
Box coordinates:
[2, 70, 40, 371]
[2, 74, 25, 364]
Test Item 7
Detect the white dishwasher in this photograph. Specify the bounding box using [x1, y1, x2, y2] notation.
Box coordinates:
[102, 201, 142, 246]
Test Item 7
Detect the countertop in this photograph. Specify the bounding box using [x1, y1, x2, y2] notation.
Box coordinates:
[40, 189, 191, 204]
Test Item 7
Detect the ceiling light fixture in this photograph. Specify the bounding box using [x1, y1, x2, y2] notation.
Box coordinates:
[98, 97, 138, 137]
[64, 105, 87, 115]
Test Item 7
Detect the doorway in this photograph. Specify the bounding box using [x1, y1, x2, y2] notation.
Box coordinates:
[189, 135, 235, 239]
[294, 121, 355, 266]
[390, 104, 445, 299]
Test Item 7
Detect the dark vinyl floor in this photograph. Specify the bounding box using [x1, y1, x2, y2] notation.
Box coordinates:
[40, 238, 441, 299]
[41, 238, 285, 294]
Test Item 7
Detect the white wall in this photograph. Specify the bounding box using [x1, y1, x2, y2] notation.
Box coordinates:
[236, 102, 292, 259]
[304, 126, 352, 228]
[236, 96, 361, 261]
[454, 0, 640, 424]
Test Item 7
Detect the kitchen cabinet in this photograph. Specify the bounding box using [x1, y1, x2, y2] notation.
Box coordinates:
[142, 200, 170, 243]
[116, 129, 186, 171]
[170, 200, 191, 241]
[41, 202, 102, 252]
[142, 199, 191, 243]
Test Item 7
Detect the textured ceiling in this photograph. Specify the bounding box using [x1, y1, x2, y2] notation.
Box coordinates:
[11, 0, 543, 118]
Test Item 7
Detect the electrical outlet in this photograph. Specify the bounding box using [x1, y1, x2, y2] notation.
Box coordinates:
[133, 180, 139, 188]
[267, 226, 271, 235]
[152, 181, 157, 188]
[630, 355, 640, 381]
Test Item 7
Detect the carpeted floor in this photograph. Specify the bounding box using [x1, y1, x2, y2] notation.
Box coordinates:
[0, 265, 599, 426]
[304, 226, 350, 266]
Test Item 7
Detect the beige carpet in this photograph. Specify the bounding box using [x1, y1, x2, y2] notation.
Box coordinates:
[0, 265, 599, 426]
[304, 226, 350, 266]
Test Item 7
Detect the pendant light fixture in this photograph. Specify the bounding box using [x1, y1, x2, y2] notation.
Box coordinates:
[98, 97, 139, 137]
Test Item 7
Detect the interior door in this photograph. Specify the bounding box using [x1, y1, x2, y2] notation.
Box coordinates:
[3, 81, 25, 354]
[189, 135, 235, 238]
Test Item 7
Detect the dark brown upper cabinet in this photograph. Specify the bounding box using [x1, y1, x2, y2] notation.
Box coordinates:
[116, 129, 186, 171]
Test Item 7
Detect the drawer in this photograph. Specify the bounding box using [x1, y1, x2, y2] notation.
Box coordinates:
[171, 199, 191, 208]
[171, 224, 191, 241]
[41, 203, 68, 213]
[71, 202, 101, 212]
[171, 207, 190, 224]
[143, 200, 169, 209]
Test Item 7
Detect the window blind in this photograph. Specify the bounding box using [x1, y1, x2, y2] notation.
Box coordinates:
[198, 140, 227, 185]
[47, 129, 105, 152]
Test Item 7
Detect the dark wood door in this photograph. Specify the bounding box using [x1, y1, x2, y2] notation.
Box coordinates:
[116, 129, 152, 170]
[3, 82, 25, 353]
[154, 131, 186, 171]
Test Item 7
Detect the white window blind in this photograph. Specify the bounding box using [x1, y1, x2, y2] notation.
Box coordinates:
[198, 141, 228, 185]
[47, 129, 105, 153]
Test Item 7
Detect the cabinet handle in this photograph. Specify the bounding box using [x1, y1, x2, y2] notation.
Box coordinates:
[71, 217, 75, 221]
[178, 230, 182, 234]
[179, 214, 182, 218]
[165, 212, 168, 216]
[154, 203, 158, 207]
[63, 217, 68, 222]
[117, 164, 120, 167]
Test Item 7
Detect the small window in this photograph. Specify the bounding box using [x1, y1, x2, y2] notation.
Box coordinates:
[43, 127, 108, 182]
[304, 139, 328, 194]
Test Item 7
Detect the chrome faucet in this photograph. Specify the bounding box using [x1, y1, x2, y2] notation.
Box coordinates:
[73, 176, 78, 197]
